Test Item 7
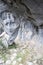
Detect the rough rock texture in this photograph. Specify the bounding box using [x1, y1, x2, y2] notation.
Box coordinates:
[0, 0, 43, 65]
[0, 0, 43, 47]
[22, 0, 43, 26]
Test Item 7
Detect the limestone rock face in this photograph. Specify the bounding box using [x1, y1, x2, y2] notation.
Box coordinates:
[22, 0, 43, 26]
[1, 0, 43, 26]
[0, 0, 43, 48]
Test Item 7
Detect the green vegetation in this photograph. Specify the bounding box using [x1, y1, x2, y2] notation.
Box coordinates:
[8, 43, 18, 49]
[16, 48, 30, 63]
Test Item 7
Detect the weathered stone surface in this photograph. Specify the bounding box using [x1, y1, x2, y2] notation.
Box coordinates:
[0, 0, 43, 26]
[0, 1, 43, 65]
[22, 0, 43, 26]
[0, 0, 43, 48]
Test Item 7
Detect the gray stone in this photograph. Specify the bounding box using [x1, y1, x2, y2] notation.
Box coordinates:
[22, 0, 43, 26]
[0, 0, 43, 48]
